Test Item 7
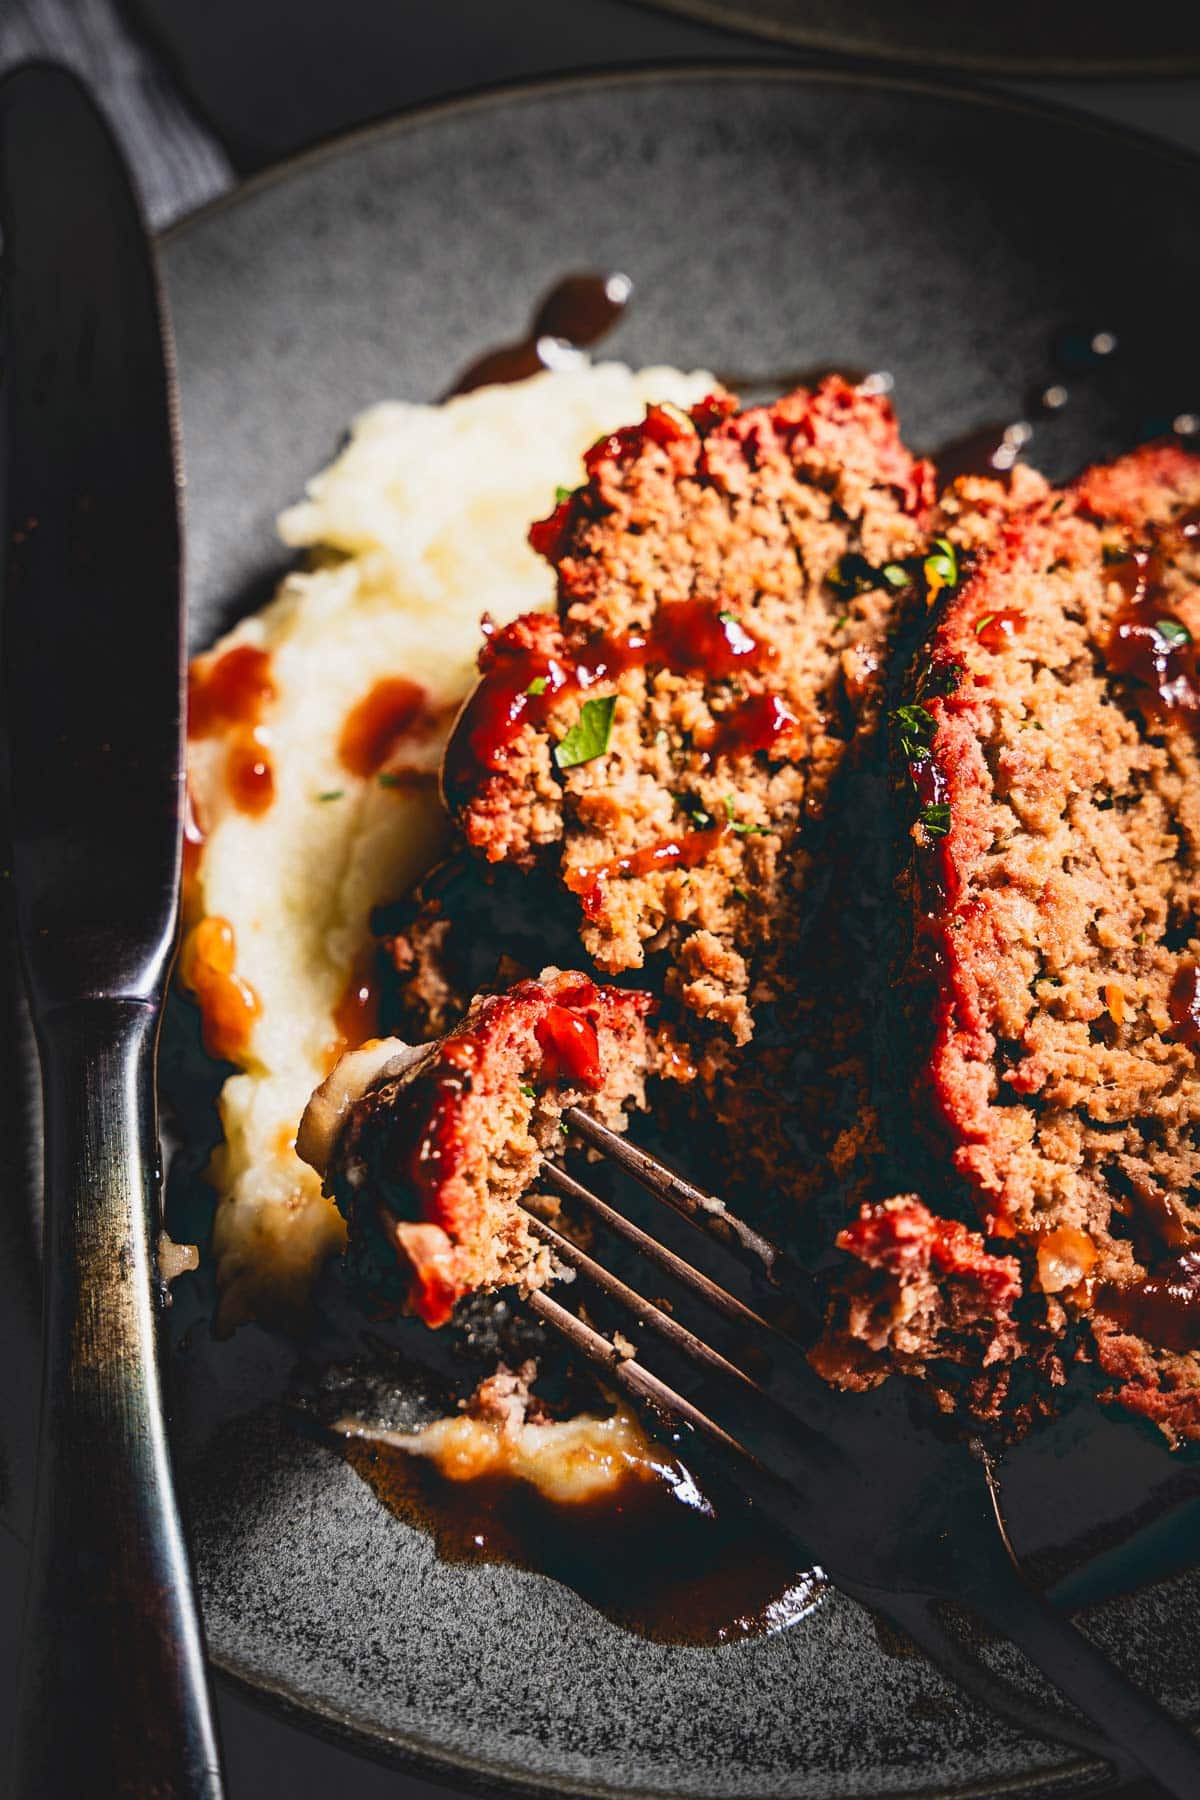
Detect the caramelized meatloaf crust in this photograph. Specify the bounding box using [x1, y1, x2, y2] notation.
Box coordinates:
[826, 442, 1200, 1439]
[441, 377, 935, 1046]
[298, 970, 654, 1326]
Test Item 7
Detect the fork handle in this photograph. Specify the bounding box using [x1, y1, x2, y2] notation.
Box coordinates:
[853, 1571, 1200, 1798]
[12, 1000, 225, 1798]
[972, 1567, 1200, 1799]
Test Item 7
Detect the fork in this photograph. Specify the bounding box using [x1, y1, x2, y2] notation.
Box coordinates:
[521, 1107, 1200, 1800]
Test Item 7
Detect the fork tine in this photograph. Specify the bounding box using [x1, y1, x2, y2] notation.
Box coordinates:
[521, 1206, 768, 1399]
[539, 1159, 781, 1344]
[524, 1287, 754, 1467]
[564, 1107, 782, 1275]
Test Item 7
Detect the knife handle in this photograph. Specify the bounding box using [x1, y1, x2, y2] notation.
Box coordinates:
[13, 998, 225, 1799]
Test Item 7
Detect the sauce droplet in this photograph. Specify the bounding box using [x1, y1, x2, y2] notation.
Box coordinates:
[188, 643, 278, 816]
[565, 825, 729, 921]
[1097, 1249, 1200, 1354]
[1169, 958, 1200, 1047]
[339, 677, 435, 777]
[448, 272, 632, 398]
[536, 1005, 602, 1088]
[177, 915, 262, 1064]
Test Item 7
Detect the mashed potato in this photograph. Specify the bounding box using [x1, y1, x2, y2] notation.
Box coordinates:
[183, 363, 713, 1328]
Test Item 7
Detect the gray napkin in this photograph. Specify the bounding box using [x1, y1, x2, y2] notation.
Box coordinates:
[0, 0, 232, 227]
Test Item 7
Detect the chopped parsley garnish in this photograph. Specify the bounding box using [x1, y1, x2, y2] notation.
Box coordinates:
[554, 486, 572, 505]
[718, 608, 738, 624]
[554, 693, 616, 769]
[734, 885, 751, 903]
[1155, 618, 1191, 647]
[317, 789, 344, 802]
[833, 615, 849, 632]
[917, 802, 952, 839]
[881, 563, 911, 590]
[723, 793, 766, 834]
[377, 772, 405, 788]
[975, 614, 995, 637]
[723, 795, 770, 835]
[892, 703, 936, 763]
[526, 675, 548, 696]
[923, 537, 959, 596]
[519, 1083, 537, 1099]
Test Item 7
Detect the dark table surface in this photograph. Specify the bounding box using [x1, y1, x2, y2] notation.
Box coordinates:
[0, 3, 1196, 1796]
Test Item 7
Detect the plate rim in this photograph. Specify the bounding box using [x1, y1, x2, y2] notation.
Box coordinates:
[621, 3, 1200, 78]
[164, 59, 1199, 1800]
[159, 57, 1200, 261]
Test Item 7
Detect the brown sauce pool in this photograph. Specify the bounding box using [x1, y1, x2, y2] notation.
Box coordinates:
[339, 1433, 823, 1645]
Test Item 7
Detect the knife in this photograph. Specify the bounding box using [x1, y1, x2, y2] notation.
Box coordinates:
[0, 63, 225, 1797]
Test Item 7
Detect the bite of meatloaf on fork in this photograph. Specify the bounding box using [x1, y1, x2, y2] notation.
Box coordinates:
[298, 969, 655, 1326]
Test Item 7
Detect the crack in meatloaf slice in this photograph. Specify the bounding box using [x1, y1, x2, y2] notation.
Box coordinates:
[297, 970, 655, 1326]
[874, 440, 1200, 1441]
[440, 376, 936, 1046]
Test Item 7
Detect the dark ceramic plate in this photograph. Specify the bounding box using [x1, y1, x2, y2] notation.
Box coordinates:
[10, 63, 1200, 1800]
[630, 0, 1200, 75]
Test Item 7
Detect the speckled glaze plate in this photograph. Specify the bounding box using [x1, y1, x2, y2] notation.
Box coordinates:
[629, 0, 1200, 75]
[140, 65, 1200, 1799]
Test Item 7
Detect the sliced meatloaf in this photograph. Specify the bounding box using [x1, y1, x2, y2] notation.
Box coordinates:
[885, 440, 1200, 1439]
[298, 969, 655, 1326]
[440, 376, 936, 1045]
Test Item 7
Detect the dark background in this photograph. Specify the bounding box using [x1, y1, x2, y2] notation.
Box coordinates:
[1, 2, 1198, 1795]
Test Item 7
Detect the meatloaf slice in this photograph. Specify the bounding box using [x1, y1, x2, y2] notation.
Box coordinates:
[441, 377, 936, 1045]
[892, 440, 1200, 1439]
[298, 969, 654, 1326]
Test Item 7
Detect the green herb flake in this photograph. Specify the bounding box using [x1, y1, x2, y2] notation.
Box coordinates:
[923, 536, 959, 594]
[733, 885, 751, 903]
[378, 772, 405, 789]
[677, 795, 712, 827]
[526, 675, 548, 696]
[317, 789, 345, 803]
[833, 615, 849, 632]
[554, 485, 572, 504]
[1155, 618, 1191, 648]
[723, 793, 766, 835]
[893, 702, 936, 763]
[519, 1083, 537, 1099]
[917, 802, 952, 840]
[554, 693, 617, 769]
[881, 563, 911, 590]
[718, 609, 738, 624]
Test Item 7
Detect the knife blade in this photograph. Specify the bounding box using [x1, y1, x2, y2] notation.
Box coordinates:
[1, 61, 224, 1797]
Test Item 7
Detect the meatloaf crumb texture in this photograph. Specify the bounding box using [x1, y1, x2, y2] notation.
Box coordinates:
[299, 969, 654, 1326]
[368, 367, 1200, 1448]
[892, 441, 1200, 1439]
[444, 377, 936, 1046]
